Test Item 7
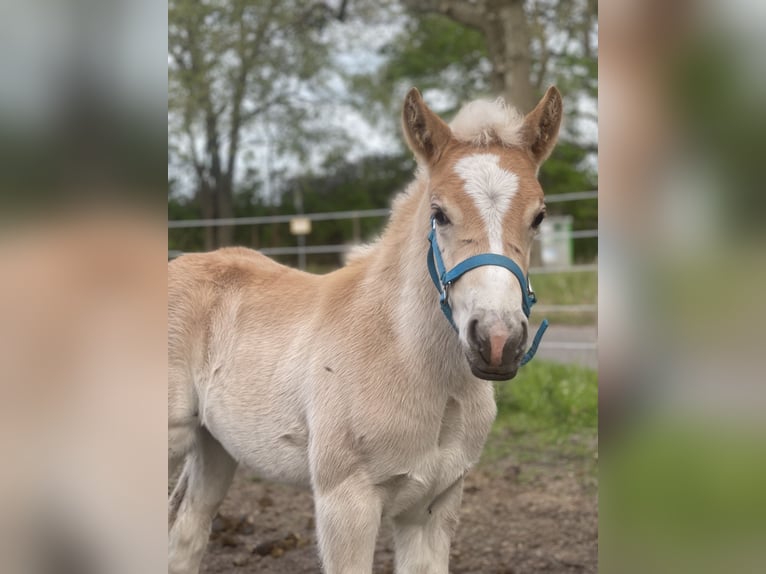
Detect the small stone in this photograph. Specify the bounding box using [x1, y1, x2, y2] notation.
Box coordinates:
[211, 514, 227, 533]
[236, 517, 255, 535]
[252, 542, 274, 556]
[283, 532, 299, 550]
[220, 534, 239, 548]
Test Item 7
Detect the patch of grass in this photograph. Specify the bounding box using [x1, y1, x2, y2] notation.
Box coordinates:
[530, 270, 597, 325]
[495, 360, 598, 431]
[601, 418, 766, 573]
[482, 360, 598, 472]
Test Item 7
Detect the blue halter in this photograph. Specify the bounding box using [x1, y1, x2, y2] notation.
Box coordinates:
[427, 218, 549, 367]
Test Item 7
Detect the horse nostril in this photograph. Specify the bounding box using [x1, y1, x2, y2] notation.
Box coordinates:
[467, 317, 480, 348]
[468, 318, 491, 360]
[467, 317, 494, 365]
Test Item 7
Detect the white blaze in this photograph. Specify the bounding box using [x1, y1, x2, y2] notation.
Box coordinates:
[451, 153, 523, 338]
[454, 154, 518, 254]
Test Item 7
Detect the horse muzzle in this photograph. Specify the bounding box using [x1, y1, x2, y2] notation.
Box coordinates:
[464, 311, 528, 381]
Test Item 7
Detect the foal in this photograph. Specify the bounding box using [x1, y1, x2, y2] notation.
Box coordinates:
[168, 86, 562, 573]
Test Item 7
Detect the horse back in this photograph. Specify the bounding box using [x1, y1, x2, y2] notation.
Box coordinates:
[168, 247, 321, 380]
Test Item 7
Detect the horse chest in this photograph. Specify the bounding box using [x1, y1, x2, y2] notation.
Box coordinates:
[384, 391, 495, 517]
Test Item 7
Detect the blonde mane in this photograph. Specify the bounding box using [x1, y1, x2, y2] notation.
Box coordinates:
[449, 97, 525, 147]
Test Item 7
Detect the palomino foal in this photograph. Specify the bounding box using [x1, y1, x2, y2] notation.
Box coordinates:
[168, 86, 562, 573]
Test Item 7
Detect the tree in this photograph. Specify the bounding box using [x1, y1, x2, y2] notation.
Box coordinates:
[169, 0, 334, 249]
[399, 0, 597, 114]
[365, 0, 598, 260]
[168, 0, 598, 261]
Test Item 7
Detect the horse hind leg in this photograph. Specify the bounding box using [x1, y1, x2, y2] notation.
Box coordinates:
[168, 463, 188, 531]
[168, 373, 197, 530]
[168, 427, 237, 574]
[168, 367, 200, 478]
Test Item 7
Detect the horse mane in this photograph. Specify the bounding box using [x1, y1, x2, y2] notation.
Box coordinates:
[344, 177, 424, 266]
[449, 97, 525, 148]
[343, 242, 377, 265]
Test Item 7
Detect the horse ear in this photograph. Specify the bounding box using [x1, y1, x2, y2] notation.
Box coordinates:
[521, 86, 563, 166]
[402, 88, 453, 164]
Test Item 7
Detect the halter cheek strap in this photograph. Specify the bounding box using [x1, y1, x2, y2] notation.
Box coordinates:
[427, 218, 549, 367]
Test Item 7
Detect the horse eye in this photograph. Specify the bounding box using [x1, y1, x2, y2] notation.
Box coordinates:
[433, 209, 451, 226]
[532, 211, 545, 229]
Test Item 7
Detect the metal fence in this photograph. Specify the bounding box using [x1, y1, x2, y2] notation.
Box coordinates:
[167, 191, 596, 230]
[168, 191, 598, 366]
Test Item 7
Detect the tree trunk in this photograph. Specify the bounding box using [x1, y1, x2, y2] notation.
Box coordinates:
[216, 178, 234, 247]
[496, 0, 535, 112]
[200, 180, 216, 251]
[402, 0, 538, 113]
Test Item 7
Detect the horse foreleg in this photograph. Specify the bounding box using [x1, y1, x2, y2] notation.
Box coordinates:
[168, 427, 237, 574]
[313, 476, 383, 574]
[392, 478, 464, 574]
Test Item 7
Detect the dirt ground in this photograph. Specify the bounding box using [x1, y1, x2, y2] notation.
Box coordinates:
[198, 446, 597, 574]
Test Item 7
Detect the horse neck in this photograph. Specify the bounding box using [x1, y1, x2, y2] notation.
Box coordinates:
[363, 176, 467, 375]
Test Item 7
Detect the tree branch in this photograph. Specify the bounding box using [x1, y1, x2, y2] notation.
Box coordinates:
[400, 0, 489, 33]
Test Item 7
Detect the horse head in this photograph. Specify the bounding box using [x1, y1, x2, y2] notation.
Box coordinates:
[402, 86, 562, 380]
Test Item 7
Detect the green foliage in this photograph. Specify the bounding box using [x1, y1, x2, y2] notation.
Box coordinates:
[540, 140, 598, 261]
[169, 0, 342, 246]
[379, 14, 490, 111]
[168, 179, 203, 252]
[168, 152, 416, 263]
[264, 152, 416, 267]
[532, 270, 597, 304]
[495, 360, 598, 433]
[482, 360, 598, 470]
[169, 2, 597, 263]
[353, 10, 598, 262]
[531, 270, 597, 325]
[601, 419, 766, 573]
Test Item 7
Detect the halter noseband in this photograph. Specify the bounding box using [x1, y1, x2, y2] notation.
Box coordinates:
[427, 217, 549, 367]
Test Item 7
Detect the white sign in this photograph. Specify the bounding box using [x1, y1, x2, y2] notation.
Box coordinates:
[289, 217, 312, 235]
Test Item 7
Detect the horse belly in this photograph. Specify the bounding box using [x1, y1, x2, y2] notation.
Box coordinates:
[200, 371, 312, 488]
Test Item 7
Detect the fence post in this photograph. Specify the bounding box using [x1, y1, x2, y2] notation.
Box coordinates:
[297, 235, 306, 270]
[352, 214, 360, 243]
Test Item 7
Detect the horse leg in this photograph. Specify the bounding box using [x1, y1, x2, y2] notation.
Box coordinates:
[168, 427, 237, 574]
[392, 478, 464, 574]
[168, 365, 198, 478]
[313, 476, 383, 574]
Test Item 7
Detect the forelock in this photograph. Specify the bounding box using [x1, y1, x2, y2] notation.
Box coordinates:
[449, 98, 525, 148]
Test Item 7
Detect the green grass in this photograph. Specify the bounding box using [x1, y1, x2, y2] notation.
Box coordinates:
[495, 360, 598, 430]
[600, 418, 766, 573]
[530, 270, 597, 325]
[482, 360, 598, 473]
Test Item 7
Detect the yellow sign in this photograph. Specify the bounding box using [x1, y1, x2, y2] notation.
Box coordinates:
[289, 217, 311, 235]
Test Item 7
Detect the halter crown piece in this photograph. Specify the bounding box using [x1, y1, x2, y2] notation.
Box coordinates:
[427, 217, 549, 367]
